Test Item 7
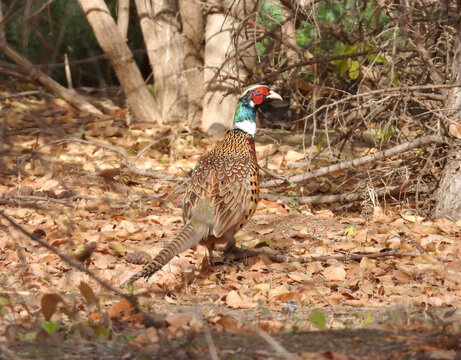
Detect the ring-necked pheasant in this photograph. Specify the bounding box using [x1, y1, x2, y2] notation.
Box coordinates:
[123, 85, 282, 286]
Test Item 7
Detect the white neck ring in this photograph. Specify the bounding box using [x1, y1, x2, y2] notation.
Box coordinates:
[233, 120, 256, 136]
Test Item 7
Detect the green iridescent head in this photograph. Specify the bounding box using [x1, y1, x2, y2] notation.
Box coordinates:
[232, 85, 282, 137]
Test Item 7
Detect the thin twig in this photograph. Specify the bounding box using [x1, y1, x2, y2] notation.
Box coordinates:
[132, 132, 191, 165]
[65, 137, 130, 163]
[0, 209, 127, 299]
[252, 325, 294, 359]
[0, 344, 21, 360]
[230, 248, 420, 264]
[259, 184, 421, 205]
[292, 84, 461, 127]
[0, 39, 102, 115]
[258, 164, 290, 182]
[124, 166, 178, 181]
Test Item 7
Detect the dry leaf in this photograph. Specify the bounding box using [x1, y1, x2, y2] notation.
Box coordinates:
[285, 150, 305, 161]
[226, 290, 243, 308]
[448, 122, 461, 139]
[401, 212, 425, 223]
[107, 299, 133, 319]
[255, 226, 274, 235]
[165, 313, 193, 327]
[78, 281, 95, 304]
[41, 293, 64, 321]
[288, 271, 311, 282]
[323, 265, 346, 281]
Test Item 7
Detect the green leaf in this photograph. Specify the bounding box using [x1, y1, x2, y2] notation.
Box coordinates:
[261, 238, 276, 247]
[120, 333, 136, 342]
[382, 125, 394, 143]
[368, 53, 386, 64]
[316, 136, 324, 152]
[41, 320, 60, 336]
[0, 295, 11, 306]
[344, 45, 358, 55]
[362, 313, 374, 327]
[388, 70, 399, 86]
[309, 309, 326, 330]
[337, 59, 349, 77]
[158, 155, 169, 164]
[258, 0, 282, 30]
[344, 225, 355, 237]
[349, 60, 360, 80]
[20, 331, 37, 341]
[110, 242, 126, 256]
[93, 326, 110, 339]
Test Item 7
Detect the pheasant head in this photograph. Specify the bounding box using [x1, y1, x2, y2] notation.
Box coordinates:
[233, 85, 282, 137]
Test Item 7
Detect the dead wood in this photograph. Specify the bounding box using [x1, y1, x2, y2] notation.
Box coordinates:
[0, 208, 166, 327]
[230, 248, 421, 265]
[259, 184, 426, 205]
[0, 209, 127, 298]
[262, 135, 445, 188]
[0, 40, 102, 115]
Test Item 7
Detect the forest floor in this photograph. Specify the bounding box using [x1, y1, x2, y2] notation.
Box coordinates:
[0, 85, 460, 359]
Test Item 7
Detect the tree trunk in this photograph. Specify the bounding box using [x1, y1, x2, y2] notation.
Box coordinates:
[0, 40, 102, 115]
[179, 0, 204, 128]
[135, 0, 187, 124]
[434, 151, 461, 219]
[202, 13, 238, 131]
[202, 0, 257, 132]
[77, 0, 161, 123]
[434, 3, 461, 220]
[117, 0, 130, 42]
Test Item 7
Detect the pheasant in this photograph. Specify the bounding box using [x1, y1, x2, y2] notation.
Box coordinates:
[123, 85, 282, 286]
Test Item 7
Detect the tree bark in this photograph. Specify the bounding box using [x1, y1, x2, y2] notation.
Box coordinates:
[202, 13, 238, 131]
[117, 0, 130, 42]
[135, 0, 187, 124]
[202, 0, 257, 131]
[434, 2, 461, 220]
[77, 0, 161, 123]
[179, 0, 204, 128]
[434, 150, 461, 219]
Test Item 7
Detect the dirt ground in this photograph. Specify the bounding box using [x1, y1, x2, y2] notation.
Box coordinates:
[0, 87, 460, 359]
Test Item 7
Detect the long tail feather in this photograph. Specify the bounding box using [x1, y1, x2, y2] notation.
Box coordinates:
[123, 221, 206, 286]
[123, 199, 214, 286]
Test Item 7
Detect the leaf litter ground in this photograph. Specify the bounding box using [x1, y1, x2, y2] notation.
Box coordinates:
[0, 87, 460, 359]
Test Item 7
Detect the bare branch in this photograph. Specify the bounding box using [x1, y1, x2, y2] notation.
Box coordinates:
[0, 40, 102, 115]
[0, 209, 127, 299]
[262, 135, 445, 188]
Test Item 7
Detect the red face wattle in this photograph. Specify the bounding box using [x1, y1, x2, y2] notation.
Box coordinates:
[249, 86, 270, 105]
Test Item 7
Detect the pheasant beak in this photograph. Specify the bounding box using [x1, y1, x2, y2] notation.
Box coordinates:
[266, 90, 282, 101]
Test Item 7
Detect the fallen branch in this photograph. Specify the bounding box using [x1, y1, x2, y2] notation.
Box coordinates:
[0, 40, 102, 115]
[133, 133, 191, 165]
[34, 137, 178, 181]
[65, 137, 130, 162]
[262, 135, 445, 188]
[259, 184, 420, 205]
[0, 209, 166, 327]
[123, 166, 178, 181]
[0, 344, 21, 360]
[230, 248, 420, 264]
[0, 209, 127, 298]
